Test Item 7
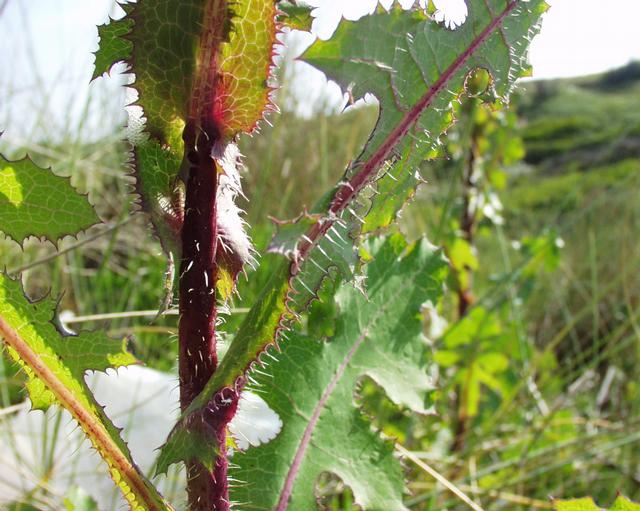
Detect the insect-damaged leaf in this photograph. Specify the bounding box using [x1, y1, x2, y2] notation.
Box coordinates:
[230, 234, 447, 510]
[0, 274, 172, 510]
[0, 155, 99, 243]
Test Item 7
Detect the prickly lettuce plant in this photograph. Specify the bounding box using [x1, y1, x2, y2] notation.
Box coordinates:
[0, 1, 547, 510]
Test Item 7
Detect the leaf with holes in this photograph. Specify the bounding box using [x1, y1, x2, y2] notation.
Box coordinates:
[0, 273, 172, 510]
[229, 234, 447, 510]
[0, 155, 99, 243]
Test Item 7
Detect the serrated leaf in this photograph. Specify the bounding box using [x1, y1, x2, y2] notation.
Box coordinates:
[268, 211, 322, 259]
[216, 0, 279, 135]
[0, 155, 99, 243]
[555, 496, 640, 511]
[277, 2, 313, 31]
[0, 273, 172, 510]
[302, 0, 548, 234]
[99, 0, 278, 143]
[92, 13, 133, 80]
[230, 235, 447, 510]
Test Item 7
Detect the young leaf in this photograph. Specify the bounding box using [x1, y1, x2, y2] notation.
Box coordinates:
[0, 274, 172, 511]
[230, 234, 447, 510]
[156, 0, 547, 473]
[555, 496, 640, 511]
[0, 155, 99, 243]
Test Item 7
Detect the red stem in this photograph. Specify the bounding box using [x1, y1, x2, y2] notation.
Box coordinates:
[179, 122, 232, 510]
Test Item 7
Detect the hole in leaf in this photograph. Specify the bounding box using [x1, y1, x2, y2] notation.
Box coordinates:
[354, 375, 413, 440]
[315, 472, 360, 511]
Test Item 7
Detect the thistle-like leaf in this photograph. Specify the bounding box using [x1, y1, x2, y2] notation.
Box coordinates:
[229, 234, 447, 510]
[0, 273, 172, 510]
[302, 0, 548, 234]
[156, 0, 546, 472]
[0, 155, 99, 243]
[555, 496, 640, 511]
[92, 10, 133, 80]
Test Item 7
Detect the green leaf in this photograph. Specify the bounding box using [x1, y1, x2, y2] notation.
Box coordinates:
[230, 235, 447, 510]
[63, 487, 99, 511]
[0, 273, 172, 510]
[92, 11, 133, 80]
[556, 496, 600, 510]
[555, 496, 640, 511]
[611, 497, 640, 511]
[267, 211, 323, 259]
[449, 238, 479, 272]
[302, 0, 548, 234]
[0, 155, 99, 243]
[99, 0, 278, 142]
[442, 306, 500, 348]
[277, 1, 313, 31]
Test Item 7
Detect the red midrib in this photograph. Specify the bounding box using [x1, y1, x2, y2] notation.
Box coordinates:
[275, 331, 367, 511]
[294, 1, 519, 271]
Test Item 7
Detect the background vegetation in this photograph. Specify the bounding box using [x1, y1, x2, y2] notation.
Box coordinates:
[0, 13, 638, 506]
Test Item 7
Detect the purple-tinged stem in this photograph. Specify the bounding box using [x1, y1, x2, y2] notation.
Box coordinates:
[179, 122, 231, 511]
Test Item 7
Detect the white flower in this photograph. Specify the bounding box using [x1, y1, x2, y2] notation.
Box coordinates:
[433, 0, 469, 30]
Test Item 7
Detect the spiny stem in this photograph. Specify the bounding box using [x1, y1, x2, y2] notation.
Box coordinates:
[179, 121, 228, 510]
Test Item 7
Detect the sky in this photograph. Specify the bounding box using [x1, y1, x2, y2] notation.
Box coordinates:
[1, 0, 639, 143]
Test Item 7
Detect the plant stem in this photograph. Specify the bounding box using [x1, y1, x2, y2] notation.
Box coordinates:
[178, 122, 231, 510]
[452, 101, 479, 454]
